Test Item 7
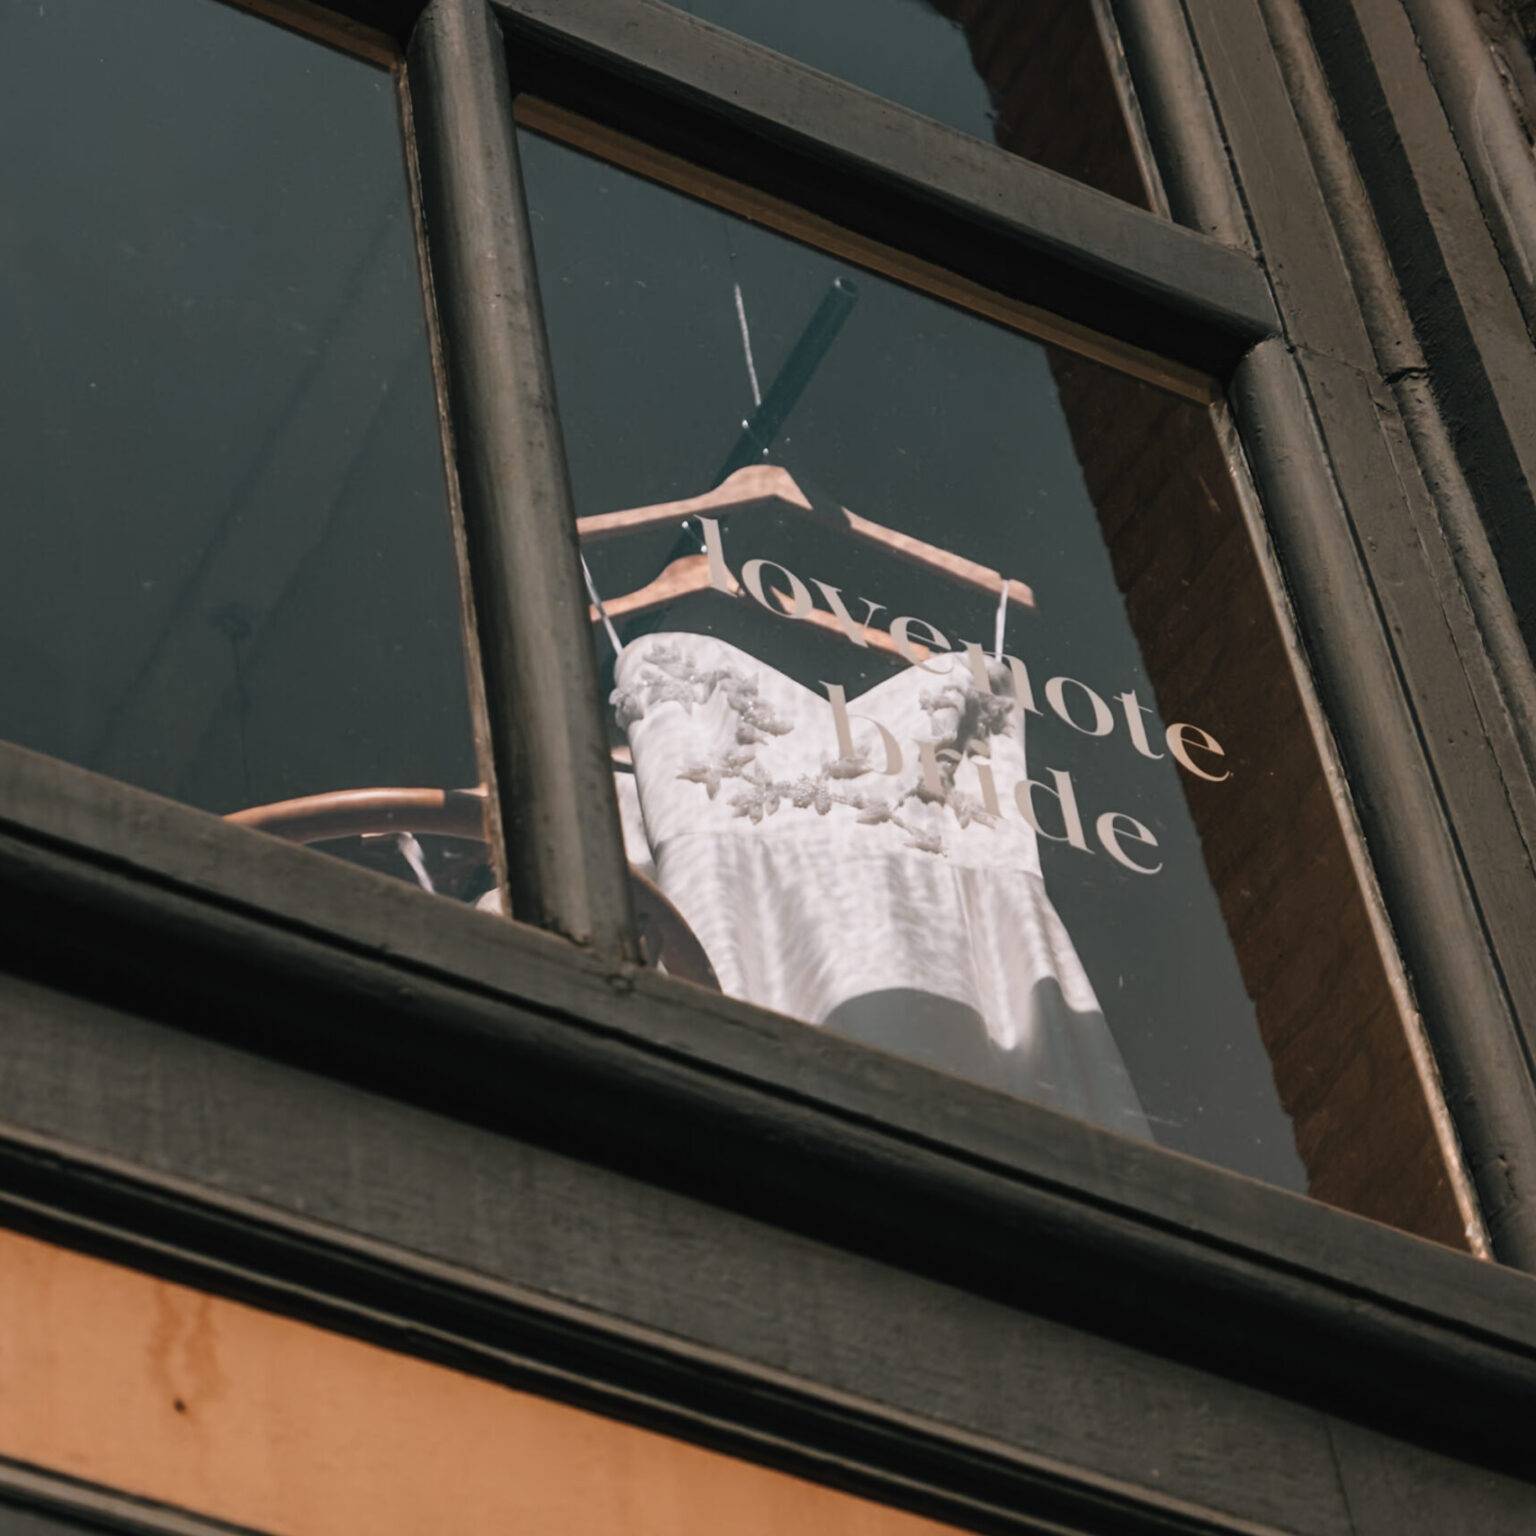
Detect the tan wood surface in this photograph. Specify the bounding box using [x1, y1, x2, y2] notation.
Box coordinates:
[0, 1227, 966, 1536]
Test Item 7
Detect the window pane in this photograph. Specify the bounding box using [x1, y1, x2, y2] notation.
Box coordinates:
[657, 0, 1152, 206]
[522, 127, 1468, 1245]
[0, 1, 491, 903]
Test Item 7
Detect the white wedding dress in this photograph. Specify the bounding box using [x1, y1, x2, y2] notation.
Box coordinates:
[611, 631, 1151, 1140]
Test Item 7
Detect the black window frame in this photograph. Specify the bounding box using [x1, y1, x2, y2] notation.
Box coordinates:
[405, 0, 1536, 1259]
[5, 0, 1536, 1530]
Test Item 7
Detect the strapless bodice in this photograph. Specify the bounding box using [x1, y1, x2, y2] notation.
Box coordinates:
[612, 631, 1041, 875]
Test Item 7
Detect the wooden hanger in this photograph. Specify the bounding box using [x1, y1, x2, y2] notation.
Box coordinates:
[580, 464, 1034, 660]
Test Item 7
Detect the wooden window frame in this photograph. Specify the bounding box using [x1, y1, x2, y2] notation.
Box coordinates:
[405, 0, 1536, 1259]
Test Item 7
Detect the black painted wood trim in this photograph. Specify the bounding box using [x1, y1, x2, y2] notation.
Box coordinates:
[407, 0, 638, 956]
[1300, 0, 1536, 648]
[1171, 0, 1536, 1267]
[1397, 0, 1536, 341]
[1229, 340, 1536, 1265]
[1109, 0, 1253, 249]
[1, 746, 1535, 1477]
[483, 0, 1278, 376]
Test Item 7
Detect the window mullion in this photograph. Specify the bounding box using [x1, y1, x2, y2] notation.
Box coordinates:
[1108, 0, 1255, 249]
[407, 0, 638, 957]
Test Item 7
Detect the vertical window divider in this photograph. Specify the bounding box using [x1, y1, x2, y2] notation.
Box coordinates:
[406, 0, 639, 958]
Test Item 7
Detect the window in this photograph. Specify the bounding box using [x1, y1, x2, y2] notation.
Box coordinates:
[4, 4, 1536, 1533]
[0, 0, 491, 904]
[519, 119, 1460, 1233]
[0, 0, 1516, 1254]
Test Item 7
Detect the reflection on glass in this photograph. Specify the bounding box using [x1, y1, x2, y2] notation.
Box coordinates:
[523, 129, 1467, 1245]
[658, 0, 1150, 206]
[0, 1, 488, 902]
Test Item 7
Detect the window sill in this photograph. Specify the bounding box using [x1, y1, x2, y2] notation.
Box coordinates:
[1, 741, 1534, 1488]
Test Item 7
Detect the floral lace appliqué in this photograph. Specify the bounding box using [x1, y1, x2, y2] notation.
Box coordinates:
[615, 643, 1016, 855]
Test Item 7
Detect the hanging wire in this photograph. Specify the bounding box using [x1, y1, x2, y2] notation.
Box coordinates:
[393, 831, 436, 895]
[582, 198, 767, 642]
[582, 553, 624, 657]
[708, 218, 765, 554]
[732, 278, 764, 409]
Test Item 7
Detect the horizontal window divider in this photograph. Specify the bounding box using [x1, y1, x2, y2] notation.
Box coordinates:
[1, 744, 1535, 1477]
[513, 94, 1218, 405]
[485, 0, 1279, 376]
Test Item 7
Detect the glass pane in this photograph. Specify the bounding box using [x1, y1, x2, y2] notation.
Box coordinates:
[0, 1, 491, 904]
[658, 0, 1151, 206]
[522, 128, 1468, 1245]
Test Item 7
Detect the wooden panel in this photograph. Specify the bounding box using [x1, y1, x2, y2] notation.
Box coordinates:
[0, 1228, 961, 1536]
[1327, 1419, 1536, 1536]
[2, 979, 1535, 1529]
